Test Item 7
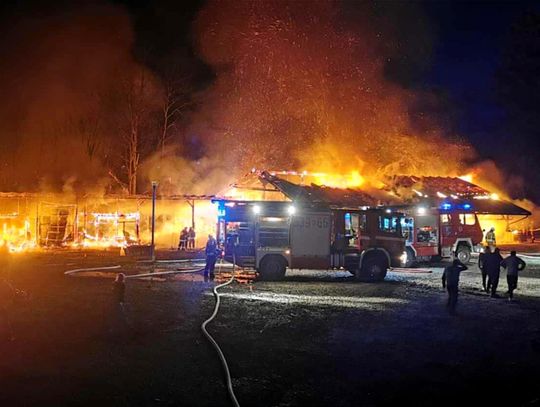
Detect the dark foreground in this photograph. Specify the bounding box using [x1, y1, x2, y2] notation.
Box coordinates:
[1, 251, 540, 406]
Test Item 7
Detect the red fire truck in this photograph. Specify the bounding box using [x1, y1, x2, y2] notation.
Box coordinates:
[214, 200, 407, 282]
[401, 203, 484, 266]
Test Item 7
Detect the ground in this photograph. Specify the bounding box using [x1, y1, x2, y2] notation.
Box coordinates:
[1, 248, 540, 406]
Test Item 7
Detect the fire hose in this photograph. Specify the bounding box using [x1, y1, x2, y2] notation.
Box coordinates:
[64, 265, 122, 275]
[201, 255, 240, 407]
[64, 257, 240, 405]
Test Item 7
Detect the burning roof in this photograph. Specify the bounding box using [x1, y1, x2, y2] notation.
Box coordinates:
[385, 175, 490, 199]
[259, 171, 382, 208]
[256, 171, 531, 216]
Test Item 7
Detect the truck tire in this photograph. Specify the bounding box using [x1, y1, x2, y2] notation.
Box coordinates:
[258, 255, 286, 281]
[456, 245, 471, 264]
[356, 255, 388, 282]
[404, 247, 416, 268]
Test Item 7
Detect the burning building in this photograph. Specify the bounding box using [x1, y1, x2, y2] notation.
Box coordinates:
[0, 192, 218, 253]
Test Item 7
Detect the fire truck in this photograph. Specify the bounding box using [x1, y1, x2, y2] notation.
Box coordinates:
[400, 203, 484, 266]
[214, 200, 407, 282]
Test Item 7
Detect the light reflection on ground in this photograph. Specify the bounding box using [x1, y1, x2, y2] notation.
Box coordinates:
[215, 291, 409, 309]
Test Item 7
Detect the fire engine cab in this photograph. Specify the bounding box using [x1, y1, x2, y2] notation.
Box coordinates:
[214, 200, 407, 282]
[400, 203, 484, 266]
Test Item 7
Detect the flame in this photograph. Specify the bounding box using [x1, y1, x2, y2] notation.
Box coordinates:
[1, 217, 36, 253]
[458, 174, 474, 183]
[308, 170, 365, 189]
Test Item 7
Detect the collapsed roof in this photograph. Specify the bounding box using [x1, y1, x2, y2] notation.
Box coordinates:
[256, 171, 531, 216]
[259, 171, 380, 208]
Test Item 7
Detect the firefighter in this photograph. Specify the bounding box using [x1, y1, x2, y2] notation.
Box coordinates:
[178, 227, 188, 251]
[478, 246, 490, 293]
[485, 247, 503, 297]
[188, 227, 196, 250]
[501, 250, 526, 301]
[442, 259, 468, 315]
[204, 234, 218, 281]
[485, 227, 496, 250]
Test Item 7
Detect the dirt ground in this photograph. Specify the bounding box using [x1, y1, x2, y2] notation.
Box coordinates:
[1, 249, 540, 406]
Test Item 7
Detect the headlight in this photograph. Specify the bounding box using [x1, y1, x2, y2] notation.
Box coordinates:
[400, 251, 408, 266]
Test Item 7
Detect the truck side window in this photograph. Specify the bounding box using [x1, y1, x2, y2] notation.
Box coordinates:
[379, 216, 399, 233]
[440, 214, 450, 224]
[401, 217, 414, 243]
[459, 214, 476, 225]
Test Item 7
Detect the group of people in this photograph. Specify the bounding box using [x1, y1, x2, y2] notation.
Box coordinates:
[442, 246, 527, 315]
[479, 248, 526, 299]
[178, 227, 196, 250]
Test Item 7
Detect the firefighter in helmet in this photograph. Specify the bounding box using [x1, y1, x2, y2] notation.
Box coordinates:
[485, 227, 496, 250]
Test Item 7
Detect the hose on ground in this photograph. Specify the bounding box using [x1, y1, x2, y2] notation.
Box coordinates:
[65, 265, 203, 278]
[64, 265, 122, 275]
[201, 255, 240, 407]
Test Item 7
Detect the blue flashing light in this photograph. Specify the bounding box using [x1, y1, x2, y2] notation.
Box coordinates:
[463, 203, 472, 210]
[213, 200, 226, 217]
[441, 203, 452, 210]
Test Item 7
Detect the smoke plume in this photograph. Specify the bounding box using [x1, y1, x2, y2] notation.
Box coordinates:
[191, 0, 475, 184]
[0, 3, 157, 193]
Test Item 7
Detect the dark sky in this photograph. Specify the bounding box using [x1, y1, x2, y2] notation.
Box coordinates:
[423, 1, 539, 140]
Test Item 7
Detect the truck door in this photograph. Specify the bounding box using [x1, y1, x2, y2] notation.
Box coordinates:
[413, 213, 438, 257]
[290, 212, 331, 269]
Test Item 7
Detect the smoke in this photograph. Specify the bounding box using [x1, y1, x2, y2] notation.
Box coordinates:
[191, 0, 475, 183]
[0, 3, 156, 193]
[139, 145, 235, 196]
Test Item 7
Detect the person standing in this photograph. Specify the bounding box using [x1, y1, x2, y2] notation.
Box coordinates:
[188, 227, 196, 250]
[109, 273, 127, 336]
[178, 227, 188, 251]
[478, 246, 491, 292]
[204, 234, 218, 281]
[485, 247, 503, 297]
[501, 250, 526, 301]
[442, 259, 468, 315]
[485, 227, 496, 250]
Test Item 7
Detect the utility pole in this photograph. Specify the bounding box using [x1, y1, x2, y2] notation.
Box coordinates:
[151, 181, 158, 262]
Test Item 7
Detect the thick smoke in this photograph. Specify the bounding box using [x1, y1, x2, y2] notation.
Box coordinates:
[0, 3, 158, 194]
[191, 0, 475, 183]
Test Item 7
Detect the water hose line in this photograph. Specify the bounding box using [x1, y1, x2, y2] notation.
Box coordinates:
[201, 254, 240, 407]
[64, 265, 122, 275]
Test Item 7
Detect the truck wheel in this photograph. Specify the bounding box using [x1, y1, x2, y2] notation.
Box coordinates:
[258, 255, 286, 281]
[456, 245, 471, 264]
[356, 256, 388, 282]
[404, 247, 416, 268]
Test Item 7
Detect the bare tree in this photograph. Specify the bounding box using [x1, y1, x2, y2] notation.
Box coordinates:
[159, 72, 192, 158]
[119, 68, 157, 195]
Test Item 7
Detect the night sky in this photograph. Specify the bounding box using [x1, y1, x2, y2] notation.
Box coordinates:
[0, 0, 539, 201]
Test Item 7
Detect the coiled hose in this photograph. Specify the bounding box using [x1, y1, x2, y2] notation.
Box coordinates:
[201, 256, 240, 407]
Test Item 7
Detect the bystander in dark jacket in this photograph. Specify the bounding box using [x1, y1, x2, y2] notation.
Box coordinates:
[485, 248, 503, 297]
[442, 259, 468, 314]
[501, 251, 526, 300]
[478, 246, 491, 292]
